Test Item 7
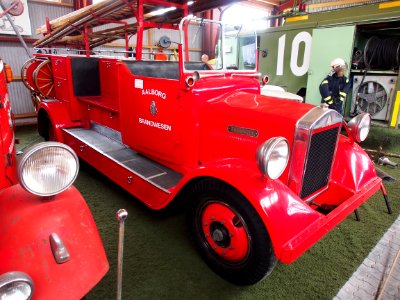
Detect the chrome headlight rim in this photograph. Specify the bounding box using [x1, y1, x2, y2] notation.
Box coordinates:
[18, 142, 79, 197]
[257, 137, 290, 180]
[347, 113, 371, 143]
[0, 271, 34, 300]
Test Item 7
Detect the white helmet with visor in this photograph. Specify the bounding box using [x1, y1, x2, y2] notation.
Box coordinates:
[330, 58, 347, 73]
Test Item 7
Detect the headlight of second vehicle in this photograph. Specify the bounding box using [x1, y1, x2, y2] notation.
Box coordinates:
[0, 272, 34, 300]
[257, 137, 289, 180]
[347, 113, 371, 143]
[18, 142, 79, 196]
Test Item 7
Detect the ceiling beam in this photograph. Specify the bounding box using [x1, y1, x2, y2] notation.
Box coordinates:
[247, 0, 280, 6]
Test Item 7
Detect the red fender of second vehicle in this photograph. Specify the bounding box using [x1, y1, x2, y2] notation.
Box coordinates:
[0, 184, 109, 300]
[0, 64, 17, 187]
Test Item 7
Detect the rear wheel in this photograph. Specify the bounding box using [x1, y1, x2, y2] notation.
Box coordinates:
[189, 179, 277, 285]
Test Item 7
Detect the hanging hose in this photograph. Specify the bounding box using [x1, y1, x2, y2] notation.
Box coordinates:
[352, 36, 400, 116]
[364, 36, 400, 69]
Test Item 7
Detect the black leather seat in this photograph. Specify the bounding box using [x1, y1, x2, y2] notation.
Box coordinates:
[124, 61, 179, 80]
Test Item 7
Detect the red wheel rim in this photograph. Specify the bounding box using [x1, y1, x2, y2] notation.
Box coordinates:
[33, 60, 55, 98]
[21, 58, 45, 92]
[201, 202, 249, 262]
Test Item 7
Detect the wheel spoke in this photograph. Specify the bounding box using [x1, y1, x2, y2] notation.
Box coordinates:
[45, 84, 54, 97]
[37, 78, 53, 83]
[40, 82, 53, 89]
[39, 70, 51, 77]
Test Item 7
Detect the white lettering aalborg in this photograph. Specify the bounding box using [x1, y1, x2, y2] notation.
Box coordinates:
[139, 118, 172, 131]
[141, 89, 166, 99]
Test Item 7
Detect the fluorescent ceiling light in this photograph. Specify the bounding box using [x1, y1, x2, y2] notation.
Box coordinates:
[147, 7, 176, 17]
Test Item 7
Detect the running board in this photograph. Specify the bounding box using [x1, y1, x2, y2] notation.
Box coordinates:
[63, 124, 183, 193]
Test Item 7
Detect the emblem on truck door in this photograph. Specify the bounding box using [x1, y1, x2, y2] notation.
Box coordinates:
[228, 125, 259, 138]
[150, 101, 158, 116]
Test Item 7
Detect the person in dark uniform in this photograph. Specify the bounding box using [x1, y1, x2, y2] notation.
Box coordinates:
[319, 58, 351, 114]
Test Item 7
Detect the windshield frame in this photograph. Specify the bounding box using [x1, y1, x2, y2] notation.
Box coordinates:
[179, 16, 258, 74]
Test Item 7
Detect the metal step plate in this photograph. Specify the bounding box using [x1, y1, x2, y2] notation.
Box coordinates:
[63, 124, 183, 192]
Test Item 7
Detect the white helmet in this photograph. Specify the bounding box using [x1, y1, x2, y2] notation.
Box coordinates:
[330, 58, 347, 72]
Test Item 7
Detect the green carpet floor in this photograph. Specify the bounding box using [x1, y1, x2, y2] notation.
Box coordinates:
[15, 125, 400, 299]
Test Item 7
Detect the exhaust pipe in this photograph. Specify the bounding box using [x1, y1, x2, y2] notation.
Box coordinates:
[116, 209, 128, 300]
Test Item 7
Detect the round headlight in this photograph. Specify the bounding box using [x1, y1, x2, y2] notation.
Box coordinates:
[18, 142, 79, 196]
[347, 113, 371, 143]
[257, 137, 290, 179]
[0, 272, 34, 300]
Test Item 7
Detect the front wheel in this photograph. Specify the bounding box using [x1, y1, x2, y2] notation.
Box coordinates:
[189, 179, 277, 285]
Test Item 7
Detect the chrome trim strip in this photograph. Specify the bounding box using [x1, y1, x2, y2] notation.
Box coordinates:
[231, 73, 261, 79]
[63, 128, 173, 194]
[288, 107, 342, 197]
[304, 186, 329, 204]
[49, 233, 70, 264]
[296, 106, 342, 131]
[146, 172, 167, 180]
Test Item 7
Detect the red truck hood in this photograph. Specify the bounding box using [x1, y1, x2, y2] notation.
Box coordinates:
[198, 90, 316, 182]
[203, 91, 315, 141]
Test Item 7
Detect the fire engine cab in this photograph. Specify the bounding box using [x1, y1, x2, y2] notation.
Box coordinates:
[0, 57, 108, 299]
[24, 0, 389, 285]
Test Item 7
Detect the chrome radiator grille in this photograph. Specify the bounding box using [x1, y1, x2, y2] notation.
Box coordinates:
[300, 127, 340, 198]
[288, 107, 343, 200]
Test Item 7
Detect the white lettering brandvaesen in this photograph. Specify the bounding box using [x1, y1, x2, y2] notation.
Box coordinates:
[139, 118, 172, 131]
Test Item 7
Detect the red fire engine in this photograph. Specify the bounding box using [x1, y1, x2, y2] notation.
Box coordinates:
[23, 0, 390, 285]
[0, 57, 108, 299]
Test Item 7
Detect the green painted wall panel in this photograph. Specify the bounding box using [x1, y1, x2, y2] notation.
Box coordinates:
[259, 28, 312, 94]
[305, 26, 355, 106]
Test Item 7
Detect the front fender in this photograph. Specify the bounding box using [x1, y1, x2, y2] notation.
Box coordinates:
[0, 184, 109, 300]
[182, 155, 381, 264]
[181, 158, 321, 261]
[332, 135, 377, 192]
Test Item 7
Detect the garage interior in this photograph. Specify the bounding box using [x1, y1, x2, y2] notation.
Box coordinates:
[2, 0, 400, 299]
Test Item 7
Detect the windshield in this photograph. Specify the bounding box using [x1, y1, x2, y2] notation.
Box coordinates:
[180, 17, 257, 72]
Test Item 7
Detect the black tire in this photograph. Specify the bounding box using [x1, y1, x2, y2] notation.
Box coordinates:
[189, 179, 277, 285]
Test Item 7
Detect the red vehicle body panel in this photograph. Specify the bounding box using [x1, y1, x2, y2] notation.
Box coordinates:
[0, 58, 108, 298]
[0, 185, 109, 300]
[0, 62, 17, 188]
[118, 64, 262, 166]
